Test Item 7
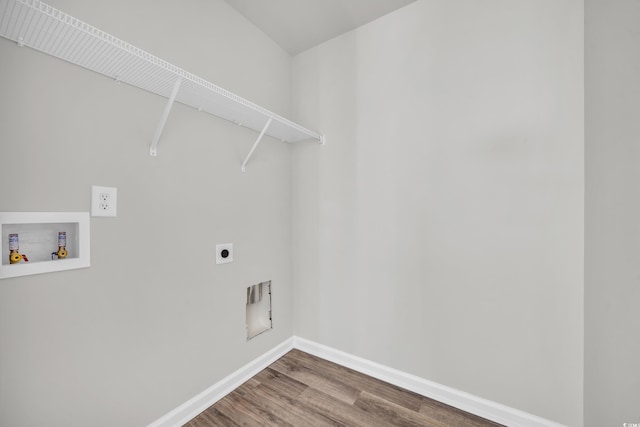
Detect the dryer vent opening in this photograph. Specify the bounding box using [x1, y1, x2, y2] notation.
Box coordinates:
[246, 281, 272, 340]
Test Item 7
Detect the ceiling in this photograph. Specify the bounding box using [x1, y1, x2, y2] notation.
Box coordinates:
[223, 0, 417, 55]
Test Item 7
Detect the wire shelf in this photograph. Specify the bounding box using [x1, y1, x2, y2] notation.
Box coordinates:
[0, 0, 324, 155]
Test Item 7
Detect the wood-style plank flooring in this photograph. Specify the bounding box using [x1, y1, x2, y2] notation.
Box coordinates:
[184, 349, 503, 427]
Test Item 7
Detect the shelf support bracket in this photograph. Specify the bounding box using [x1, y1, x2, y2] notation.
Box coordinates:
[150, 78, 182, 156]
[241, 117, 273, 172]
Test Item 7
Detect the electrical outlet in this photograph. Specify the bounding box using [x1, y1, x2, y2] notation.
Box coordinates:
[91, 185, 117, 217]
[216, 243, 233, 264]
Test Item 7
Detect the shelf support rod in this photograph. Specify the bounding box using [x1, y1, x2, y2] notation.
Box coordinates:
[241, 117, 273, 172]
[150, 78, 182, 156]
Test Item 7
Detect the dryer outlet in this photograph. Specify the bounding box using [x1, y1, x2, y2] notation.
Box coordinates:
[216, 243, 233, 264]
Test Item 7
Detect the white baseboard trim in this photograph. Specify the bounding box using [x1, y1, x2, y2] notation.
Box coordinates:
[148, 335, 566, 427]
[147, 337, 294, 427]
[293, 336, 567, 427]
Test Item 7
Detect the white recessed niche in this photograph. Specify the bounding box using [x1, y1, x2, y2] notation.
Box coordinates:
[246, 281, 272, 340]
[0, 212, 90, 279]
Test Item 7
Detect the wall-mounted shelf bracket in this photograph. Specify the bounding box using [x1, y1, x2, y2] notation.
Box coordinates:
[150, 78, 182, 156]
[241, 117, 273, 172]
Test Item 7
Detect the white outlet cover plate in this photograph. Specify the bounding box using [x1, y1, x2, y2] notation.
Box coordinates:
[91, 185, 117, 217]
[216, 243, 233, 264]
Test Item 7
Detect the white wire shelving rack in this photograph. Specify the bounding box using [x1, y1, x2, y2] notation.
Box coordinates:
[0, 0, 324, 171]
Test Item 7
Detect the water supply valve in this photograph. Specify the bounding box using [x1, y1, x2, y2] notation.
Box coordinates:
[52, 231, 68, 259]
[8, 233, 28, 264]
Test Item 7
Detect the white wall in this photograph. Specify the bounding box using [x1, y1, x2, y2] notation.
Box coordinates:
[292, 0, 584, 425]
[585, 0, 640, 425]
[0, 1, 295, 426]
[1, 0, 604, 425]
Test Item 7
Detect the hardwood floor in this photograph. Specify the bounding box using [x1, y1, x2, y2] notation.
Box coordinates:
[184, 349, 504, 427]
